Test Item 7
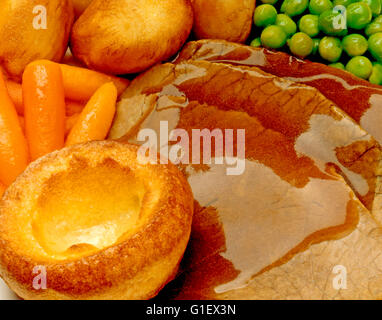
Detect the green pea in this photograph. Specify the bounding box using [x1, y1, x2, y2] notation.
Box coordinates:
[309, 0, 333, 14]
[261, 0, 279, 4]
[374, 15, 382, 24]
[365, 16, 382, 36]
[261, 25, 288, 49]
[329, 62, 346, 69]
[347, 2, 372, 30]
[319, 36, 343, 62]
[312, 38, 321, 54]
[366, 21, 382, 36]
[281, 0, 309, 16]
[318, 10, 347, 36]
[342, 34, 368, 56]
[361, 0, 381, 16]
[275, 14, 297, 37]
[333, 0, 356, 7]
[299, 14, 320, 37]
[346, 56, 373, 79]
[288, 32, 314, 58]
[254, 4, 278, 27]
[250, 37, 262, 48]
[368, 32, 382, 62]
[369, 62, 382, 84]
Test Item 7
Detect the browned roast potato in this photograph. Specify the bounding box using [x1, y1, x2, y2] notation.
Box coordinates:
[72, 0, 93, 18]
[0, 0, 74, 80]
[191, 0, 256, 43]
[70, 0, 194, 75]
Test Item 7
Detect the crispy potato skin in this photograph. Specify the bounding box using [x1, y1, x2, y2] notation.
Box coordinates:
[0, 0, 74, 81]
[191, 0, 256, 43]
[70, 0, 194, 75]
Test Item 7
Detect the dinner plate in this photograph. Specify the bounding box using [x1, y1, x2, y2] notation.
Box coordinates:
[0, 279, 18, 300]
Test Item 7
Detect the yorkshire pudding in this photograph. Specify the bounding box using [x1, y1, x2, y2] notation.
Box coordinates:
[0, 141, 194, 300]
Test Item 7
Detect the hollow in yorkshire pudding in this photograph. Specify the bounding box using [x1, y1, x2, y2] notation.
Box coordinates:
[0, 141, 194, 300]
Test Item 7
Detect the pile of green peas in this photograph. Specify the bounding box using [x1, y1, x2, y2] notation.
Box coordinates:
[251, 0, 382, 84]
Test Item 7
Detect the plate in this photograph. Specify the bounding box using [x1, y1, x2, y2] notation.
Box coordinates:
[0, 279, 18, 300]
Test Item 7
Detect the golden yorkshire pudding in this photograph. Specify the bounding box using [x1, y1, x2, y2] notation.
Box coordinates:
[0, 141, 194, 300]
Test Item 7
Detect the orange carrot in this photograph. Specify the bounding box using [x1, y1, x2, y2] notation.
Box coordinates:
[23, 60, 66, 161]
[59, 64, 129, 102]
[0, 181, 5, 198]
[65, 113, 80, 136]
[66, 100, 85, 116]
[18, 116, 25, 132]
[66, 82, 117, 146]
[4, 65, 128, 114]
[5, 80, 23, 115]
[0, 74, 29, 186]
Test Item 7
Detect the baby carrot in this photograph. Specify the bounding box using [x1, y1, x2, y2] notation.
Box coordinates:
[4, 66, 128, 114]
[59, 64, 129, 102]
[5, 80, 23, 115]
[0, 181, 5, 198]
[65, 113, 80, 136]
[18, 116, 25, 133]
[66, 82, 117, 146]
[23, 60, 66, 161]
[66, 100, 85, 116]
[0, 74, 29, 186]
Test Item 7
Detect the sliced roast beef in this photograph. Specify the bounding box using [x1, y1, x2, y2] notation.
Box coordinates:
[110, 59, 382, 299]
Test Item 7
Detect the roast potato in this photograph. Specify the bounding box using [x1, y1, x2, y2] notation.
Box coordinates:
[70, 0, 194, 75]
[191, 0, 256, 43]
[0, 0, 74, 80]
[72, 0, 93, 18]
